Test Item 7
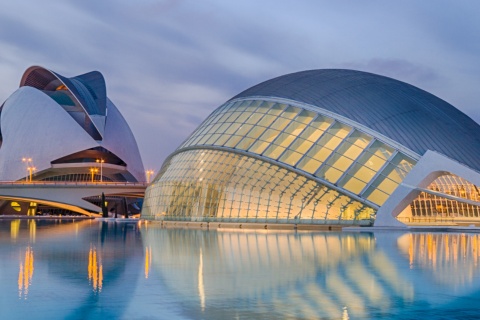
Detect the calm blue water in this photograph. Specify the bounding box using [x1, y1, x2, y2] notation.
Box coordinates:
[0, 219, 479, 319]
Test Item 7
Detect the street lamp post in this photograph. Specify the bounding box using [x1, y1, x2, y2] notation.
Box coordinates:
[146, 170, 154, 183]
[96, 159, 105, 182]
[22, 157, 32, 182]
[89, 168, 98, 183]
[27, 166, 36, 182]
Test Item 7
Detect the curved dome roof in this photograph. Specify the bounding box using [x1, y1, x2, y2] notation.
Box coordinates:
[232, 69, 480, 172]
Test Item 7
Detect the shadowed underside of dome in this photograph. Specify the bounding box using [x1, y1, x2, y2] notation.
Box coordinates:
[231, 69, 480, 172]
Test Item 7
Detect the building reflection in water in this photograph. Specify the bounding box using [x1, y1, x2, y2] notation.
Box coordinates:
[88, 245, 103, 293]
[0, 220, 143, 319]
[18, 246, 34, 299]
[142, 227, 480, 319]
[399, 232, 480, 287]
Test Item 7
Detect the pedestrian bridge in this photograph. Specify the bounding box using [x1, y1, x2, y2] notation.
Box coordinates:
[0, 181, 147, 217]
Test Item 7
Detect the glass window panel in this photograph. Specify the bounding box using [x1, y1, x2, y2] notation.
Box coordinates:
[263, 144, 286, 159]
[245, 100, 262, 112]
[235, 137, 256, 150]
[310, 115, 334, 131]
[295, 110, 316, 124]
[347, 130, 372, 148]
[255, 102, 273, 114]
[327, 122, 352, 139]
[347, 162, 376, 183]
[297, 157, 322, 174]
[258, 128, 280, 143]
[307, 144, 334, 163]
[215, 123, 231, 134]
[257, 114, 277, 127]
[341, 176, 367, 194]
[334, 141, 363, 161]
[236, 124, 253, 136]
[249, 140, 270, 154]
[284, 121, 308, 136]
[355, 150, 387, 172]
[381, 163, 406, 183]
[274, 132, 297, 148]
[225, 123, 241, 134]
[364, 155, 386, 171]
[198, 124, 213, 135]
[245, 112, 264, 125]
[224, 135, 242, 148]
[235, 112, 250, 123]
[368, 140, 394, 160]
[299, 125, 325, 143]
[328, 154, 354, 172]
[316, 165, 344, 183]
[366, 188, 389, 206]
[270, 117, 292, 132]
[280, 106, 301, 119]
[208, 123, 223, 134]
[215, 134, 230, 146]
[225, 111, 241, 122]
[267, 103, 287, 115]
[205, 133, 221, 145]
[374, 177, 399, 194]
[231, 100, 250, 112]
[196, 135, 211, 145]
[319, 134, 343, 151]
[279, 150, 303, 166]
[246, 126, 267, 140]
[289, 138, 314, 154]
[217, 112, 232, 123]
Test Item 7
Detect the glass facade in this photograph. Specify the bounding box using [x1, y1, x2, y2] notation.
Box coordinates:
[143, 98, 418, 225]
[409, 175, 480, 220]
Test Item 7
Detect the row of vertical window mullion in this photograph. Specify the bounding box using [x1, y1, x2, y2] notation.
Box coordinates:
[359, 150, 399, 199]
[293, 118, 337, 171]
[208, 101, 261, 146]
[151, 149, 376, 222]
[232, 107, 276, 149]
[272, 111, 316, 162]
[336, 137, 377, 189]
[312, 125, 355, 178]
[247, 119, 284, 152]
[258, 108, 300, 157]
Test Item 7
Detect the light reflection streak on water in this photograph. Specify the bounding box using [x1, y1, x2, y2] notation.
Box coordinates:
[144, 246, 152, 279]
[18, 246, 34, 299]
[88, 245, 103, 293]
[11, 220, 20, 240]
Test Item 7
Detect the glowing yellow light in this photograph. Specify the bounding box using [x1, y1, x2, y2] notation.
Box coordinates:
[146, 170, 155, 183]
[145, 246, 152, 279]
[18, 247, 34, 299]
[89, 168, 99, 183]
[88, 245, 103, 293]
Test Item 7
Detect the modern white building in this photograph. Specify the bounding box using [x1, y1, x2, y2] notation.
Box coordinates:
[142, 69, 480, 227]
[0, 66, 145, 215]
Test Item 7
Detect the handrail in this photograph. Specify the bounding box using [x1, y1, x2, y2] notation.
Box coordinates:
[0, 181, 148, 187]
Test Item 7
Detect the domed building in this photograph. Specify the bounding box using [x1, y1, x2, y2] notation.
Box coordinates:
[142, 69, 480, 227]
[0, 66, 145, 215]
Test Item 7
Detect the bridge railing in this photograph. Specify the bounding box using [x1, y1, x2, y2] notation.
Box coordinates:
[0, 181, 149, 187]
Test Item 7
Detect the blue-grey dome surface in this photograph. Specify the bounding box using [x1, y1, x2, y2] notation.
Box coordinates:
[231, 69, 480, 172]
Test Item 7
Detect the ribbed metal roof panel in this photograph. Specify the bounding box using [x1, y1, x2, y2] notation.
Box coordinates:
[231, 69, 480, 171]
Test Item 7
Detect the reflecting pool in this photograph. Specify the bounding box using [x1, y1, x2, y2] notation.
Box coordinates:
[0, 220, 479, 319]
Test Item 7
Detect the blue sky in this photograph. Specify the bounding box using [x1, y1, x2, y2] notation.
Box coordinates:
[1, 1, 479, 171]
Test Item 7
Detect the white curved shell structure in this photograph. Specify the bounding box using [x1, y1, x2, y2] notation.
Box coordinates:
[0, 66, 145, 183]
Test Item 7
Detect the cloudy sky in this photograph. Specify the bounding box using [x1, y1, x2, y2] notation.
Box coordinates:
[1, 1, 479, 171]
